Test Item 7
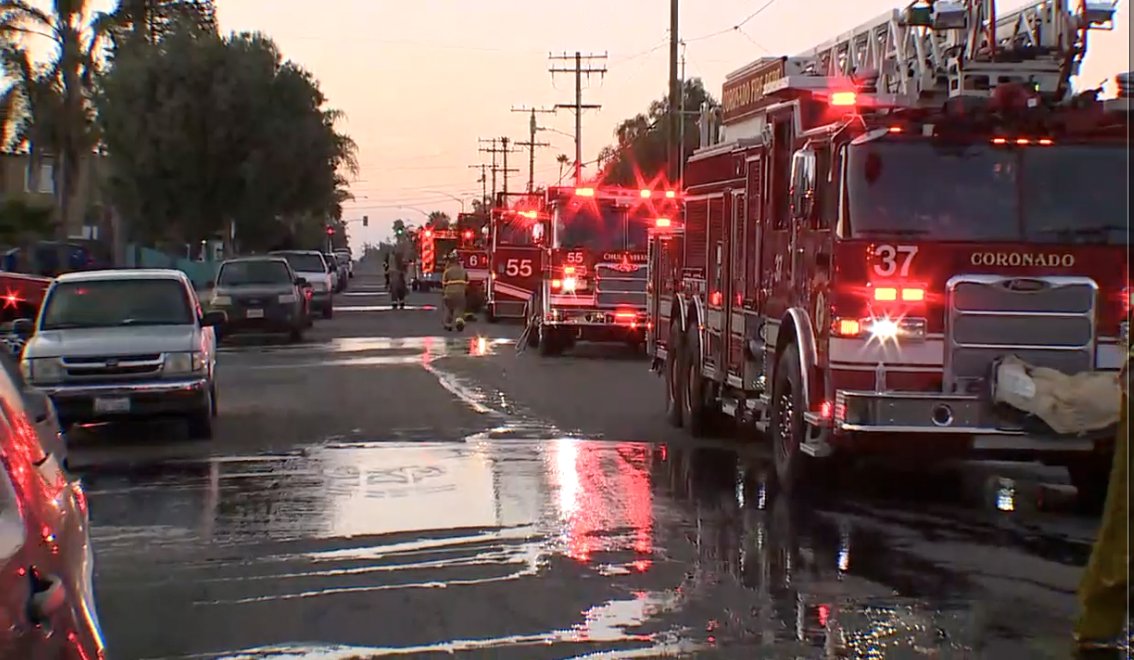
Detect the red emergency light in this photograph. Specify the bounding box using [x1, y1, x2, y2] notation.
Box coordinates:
[463, 230, 473, 239]
[665, 190, 677, 199]
[830, 91, 858, 107]
[424, 229, 433, 238]
[639, 189, 652, 199]
[655, 218, 672, 228]
[575, 187, 595, 197]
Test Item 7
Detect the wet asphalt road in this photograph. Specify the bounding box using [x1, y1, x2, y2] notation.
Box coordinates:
[68, 271, 1104, 659]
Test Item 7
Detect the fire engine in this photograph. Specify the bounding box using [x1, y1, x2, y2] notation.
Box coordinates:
[646, 0, 1129, 500]
[455, 212, 490, 311]
[526, 184, 680, 356]
[411, 227, 459, 291]
[484, 193, 547, 322]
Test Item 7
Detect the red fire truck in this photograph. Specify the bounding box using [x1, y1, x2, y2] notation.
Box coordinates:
[526, 185, 679, 356]
[647, 0, 1129, 500]
[455, 212, 490, 311]
[412, 227, 459, 291]
[484, 193, 547, 322]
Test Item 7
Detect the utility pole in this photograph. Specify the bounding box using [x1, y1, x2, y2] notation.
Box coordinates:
[512, 106, 555, 192]
[499, 137, 519, 196]
[549, 51, 607, 184]
[479, 138, 518, 201]
[678, 42, 686, 186]
[468, 164, 489, 208]
[668, 0, 680, 184]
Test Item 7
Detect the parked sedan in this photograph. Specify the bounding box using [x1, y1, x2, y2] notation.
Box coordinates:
[1, 357, 104, 659]
[208, 257, 308, 342]
[324, 252, 348, 293]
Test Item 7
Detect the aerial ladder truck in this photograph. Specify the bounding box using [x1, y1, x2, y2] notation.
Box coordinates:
[647, 0, 1128, 501]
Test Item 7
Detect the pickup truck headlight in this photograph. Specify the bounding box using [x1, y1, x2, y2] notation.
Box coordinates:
[211, 295, 232, 307]
[164, 352, 206, 375]
[20, 358, 64, 384]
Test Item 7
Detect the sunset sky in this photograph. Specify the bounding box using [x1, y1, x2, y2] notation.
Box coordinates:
[48, 1, 1134, 249]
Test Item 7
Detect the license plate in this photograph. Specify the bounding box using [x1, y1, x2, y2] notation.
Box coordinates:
[246, 308, 265, 319]
[94, 397, 130, 413]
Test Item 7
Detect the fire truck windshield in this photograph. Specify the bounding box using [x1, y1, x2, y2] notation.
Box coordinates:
[555, 204, 649, 251]
[496, 217, 540, 246]
[845, 142, 1128, 245]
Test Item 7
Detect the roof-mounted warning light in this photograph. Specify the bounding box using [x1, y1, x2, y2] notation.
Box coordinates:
[517, 210, 538, 219]
[665, 190, 677, 199]
[424, 229, 433, 238]
[830, 91, 858, 107]
[575, 187, 595, 197]
[639, 189, 652, 199]
[655, 218, 672, 228]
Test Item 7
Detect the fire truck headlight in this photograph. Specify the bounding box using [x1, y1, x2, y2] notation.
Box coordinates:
[562, 276, 578, 293]
[865, 317, 926, 343]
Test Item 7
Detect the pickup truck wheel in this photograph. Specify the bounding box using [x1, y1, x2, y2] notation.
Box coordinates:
[770, 344, 826, 494]
[682, 326, 711, 436]
[664, 322, 684, 428]
[187, 390, 215, 440]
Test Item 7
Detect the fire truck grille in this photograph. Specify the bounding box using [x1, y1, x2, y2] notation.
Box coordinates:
[945, 275, 1097, 391]
[595, 265, 647, 308]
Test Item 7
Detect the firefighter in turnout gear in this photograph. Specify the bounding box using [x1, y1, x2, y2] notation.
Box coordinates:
[441, 251, 468, 332]
[1074, 343, 1131, 654]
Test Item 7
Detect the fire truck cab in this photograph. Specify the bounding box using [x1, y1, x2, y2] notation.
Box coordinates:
[527, 185, 679, 356]
[648, 0, 1129, 500]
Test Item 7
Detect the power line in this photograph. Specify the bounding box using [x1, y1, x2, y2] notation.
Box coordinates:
[549, 51, 607, 184]
[684, 0, 783, 43]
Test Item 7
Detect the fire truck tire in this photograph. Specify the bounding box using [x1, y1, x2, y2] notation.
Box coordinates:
[770, 344, 827, 494]
[535, 326, 562, 356]
[682, 326, 712, 436]
[664, 323, 684, 428]
[1066, 460, 1111, 513]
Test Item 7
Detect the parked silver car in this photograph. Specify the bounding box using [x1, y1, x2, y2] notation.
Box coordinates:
[18, 269, 223, 439]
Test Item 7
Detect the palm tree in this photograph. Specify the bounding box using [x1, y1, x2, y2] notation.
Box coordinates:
[556, 153, 570, 183]
[1, 0, 111, 246]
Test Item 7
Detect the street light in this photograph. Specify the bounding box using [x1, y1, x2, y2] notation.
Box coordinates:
[421, 191, 466, 214]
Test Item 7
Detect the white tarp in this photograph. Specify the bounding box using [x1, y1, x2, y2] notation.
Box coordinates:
[992, 355, 1122, 435]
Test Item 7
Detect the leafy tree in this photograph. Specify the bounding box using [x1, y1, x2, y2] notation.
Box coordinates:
[95, 23, 357, 252]
[596, 78, 716, 187]
[426, 210, 450, 229]
[102, 0, 216, 45]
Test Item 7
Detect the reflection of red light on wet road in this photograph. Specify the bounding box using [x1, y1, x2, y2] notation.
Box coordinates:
[553, 441, 653, 568]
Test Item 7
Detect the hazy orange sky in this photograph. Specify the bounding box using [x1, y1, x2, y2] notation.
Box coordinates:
[59, 1, 1134, 247]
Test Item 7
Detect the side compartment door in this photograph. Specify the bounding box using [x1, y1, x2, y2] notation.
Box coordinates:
[744, 153, 767, 388]
[704, 195, 726, 374]
[726, 189, 746, 383]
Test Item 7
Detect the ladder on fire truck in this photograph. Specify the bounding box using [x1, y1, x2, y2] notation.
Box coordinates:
[783, 0, 1119, 105]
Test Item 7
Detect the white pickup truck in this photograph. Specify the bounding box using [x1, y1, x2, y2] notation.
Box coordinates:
[17, 269, 225, 439]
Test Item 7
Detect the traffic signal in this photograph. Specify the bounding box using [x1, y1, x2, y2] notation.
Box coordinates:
[325, 225, 335, 236]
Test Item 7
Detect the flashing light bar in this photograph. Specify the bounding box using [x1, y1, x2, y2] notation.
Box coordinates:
[830, 91, 858, 107]
[517, 210, 538, 219]
[872, 285, 926, 303]
[655, 218, 672, 228]
[640, 189, 652, 198]
[665, 190, 677, 199]
[575, 187, 595, 197]
[424, 229, 433, 238]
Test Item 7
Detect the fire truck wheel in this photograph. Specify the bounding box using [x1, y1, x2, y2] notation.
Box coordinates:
[664, 323, 684, 428]
[771, 344, 828, 494]
[1066, 459, 1111, 513]
[682, 326, 711, 436]
[538, 324, 563, 356]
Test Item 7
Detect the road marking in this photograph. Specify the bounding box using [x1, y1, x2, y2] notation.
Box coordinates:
[336, 305, 437, 312]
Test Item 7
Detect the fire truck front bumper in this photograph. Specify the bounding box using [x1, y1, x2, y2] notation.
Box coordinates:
[812, 390, 1115, 455]
[543, 307, 647, 341]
